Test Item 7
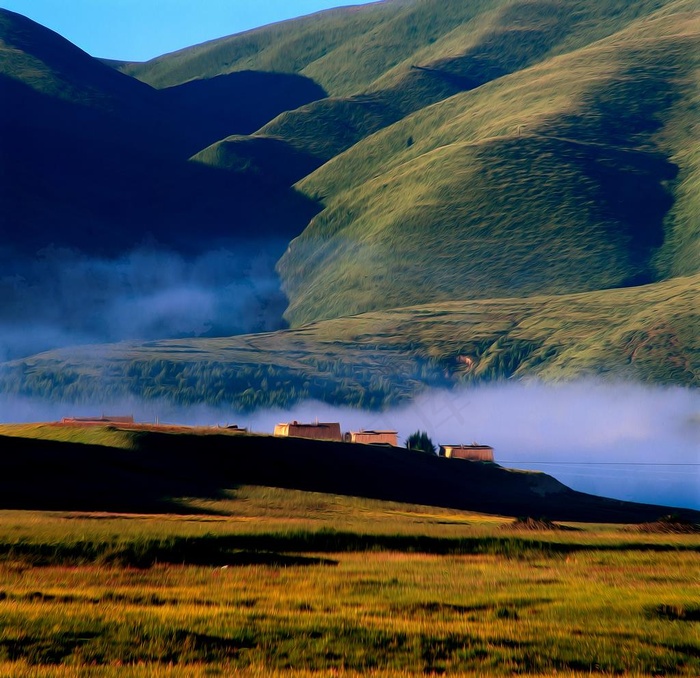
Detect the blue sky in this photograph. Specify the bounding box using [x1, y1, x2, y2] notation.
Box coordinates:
[1, 1, 380, 61]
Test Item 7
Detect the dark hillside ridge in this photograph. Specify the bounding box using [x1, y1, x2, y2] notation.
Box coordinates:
[0, 9, 326, 157]
[2, 432, 697, 524]
[0, 74, 319, 256]
[160, 71, 326, 149]
[0, 7, 324, 254]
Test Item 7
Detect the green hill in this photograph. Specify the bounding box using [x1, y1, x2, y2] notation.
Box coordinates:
[159, 0, 700, 327]
[279, 3, 700, 324]
[138, 0, 691, 167]
[2, 274, 696, 410]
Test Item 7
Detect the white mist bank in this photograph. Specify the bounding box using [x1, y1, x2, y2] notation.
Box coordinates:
[1, 382, 698, 510]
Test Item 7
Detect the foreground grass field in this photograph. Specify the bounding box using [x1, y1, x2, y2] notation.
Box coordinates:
[0, 488, 698, 676]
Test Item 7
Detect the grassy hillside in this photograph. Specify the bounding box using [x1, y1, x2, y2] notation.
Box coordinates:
[2, 274, 696, 409]
[280, 3, 700, 324]
[118, 3, 404, 93]
[191, 0, 688, 174]
[123, 0, 680, 98]
[127, 1, 699, 327]
[253, 0, 683, 164]
[2, 2, 698, 389]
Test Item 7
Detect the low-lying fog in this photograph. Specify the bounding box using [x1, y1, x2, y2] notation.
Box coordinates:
[2, 382, 698, 510]
[0, 244, 288, 360]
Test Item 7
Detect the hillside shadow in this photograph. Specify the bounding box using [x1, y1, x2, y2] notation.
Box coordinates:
[587, 149, 677, 287]
[537, 60, 684, 285]
[193, 135, 324, 188]
[0, 74, 321, 257]
[161, 71, 327, 153]
[2, 432, 698, 524]
[0, 435, 232, 514]
[1, 528, 696, 569]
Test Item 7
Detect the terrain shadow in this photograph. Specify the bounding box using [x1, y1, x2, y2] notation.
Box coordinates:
[161, 71, 327, 152]
[1, 432, 698, 524]
[0, 529, 697, 569]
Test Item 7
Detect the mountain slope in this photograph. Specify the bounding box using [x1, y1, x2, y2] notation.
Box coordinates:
[2, 274, 696, 410]
[2, 1, 698, 389]
[279, 4, 700, 325]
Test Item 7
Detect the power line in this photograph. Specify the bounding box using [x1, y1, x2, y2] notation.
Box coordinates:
[499, 461, 699, 467]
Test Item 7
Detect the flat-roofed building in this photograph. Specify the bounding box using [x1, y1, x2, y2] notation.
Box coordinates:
[345, 430, 398, 446]
[273, 421, 342, 441]
[439, 444, 494, 462]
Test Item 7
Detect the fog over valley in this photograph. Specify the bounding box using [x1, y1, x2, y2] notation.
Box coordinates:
[0, 244, 288, 360]
[2, 382, 697, 510]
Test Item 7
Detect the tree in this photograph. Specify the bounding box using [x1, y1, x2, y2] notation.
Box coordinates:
[405, 430, 436, 455]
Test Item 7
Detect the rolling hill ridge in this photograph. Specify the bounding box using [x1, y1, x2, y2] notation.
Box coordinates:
[122, 0, 699, 327]
[280, 3, 700, 324]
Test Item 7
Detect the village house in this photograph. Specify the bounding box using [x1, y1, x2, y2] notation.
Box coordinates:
[273, 421, 342, 441]
[439, 444, 495, 462]
[344, 430, 398, 446]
